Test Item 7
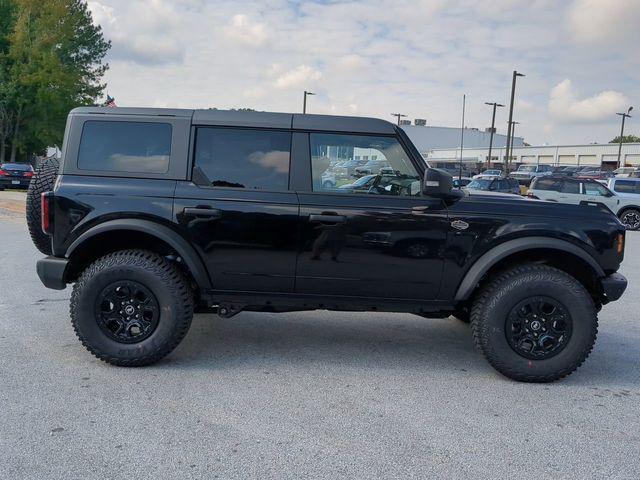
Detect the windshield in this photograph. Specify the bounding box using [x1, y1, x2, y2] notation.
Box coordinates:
[1, 163, 32, 171]
[353, 174, 376, 186]
[468, 179, 492, 189]
[517, 165, 536, 172]
[483, 170, 500, 175]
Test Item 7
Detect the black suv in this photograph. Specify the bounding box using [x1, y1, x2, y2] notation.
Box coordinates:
[29, 107, 628, 382]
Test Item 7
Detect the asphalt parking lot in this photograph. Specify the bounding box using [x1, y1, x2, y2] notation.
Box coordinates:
[1, 191, 639, 480]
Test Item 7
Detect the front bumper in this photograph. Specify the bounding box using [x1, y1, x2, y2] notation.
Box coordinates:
[36, 256, 69, 290]
[599, 272, 627, 303]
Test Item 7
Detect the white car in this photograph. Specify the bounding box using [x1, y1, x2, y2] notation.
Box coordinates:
[613, 167, 638, 178]
[472, 169, 502, 179]
[529, 176, 640, 230]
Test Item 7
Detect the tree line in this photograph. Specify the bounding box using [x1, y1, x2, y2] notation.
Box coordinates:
[0, 0, 110, 163]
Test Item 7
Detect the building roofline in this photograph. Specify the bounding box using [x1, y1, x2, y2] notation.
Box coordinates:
[427, 143, 640, 152]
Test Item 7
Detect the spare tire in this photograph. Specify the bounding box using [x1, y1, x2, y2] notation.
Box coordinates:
[26, 157, 59, 255]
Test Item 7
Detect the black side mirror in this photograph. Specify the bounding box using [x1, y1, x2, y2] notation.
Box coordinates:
[423, 168, 453, 197]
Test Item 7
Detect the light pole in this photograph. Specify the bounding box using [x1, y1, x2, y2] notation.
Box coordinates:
[458, 94, 466, 182]
[303, 91, 315, 114]
[616, 107, 634, 168]
[505, 71, 525, 173]
[484, 101, 505, 170]
[510, 121, 520, 165]
[391, 113, 407, 125]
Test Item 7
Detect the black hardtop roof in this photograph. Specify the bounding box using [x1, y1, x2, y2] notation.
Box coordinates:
[69, 106, 397, 134]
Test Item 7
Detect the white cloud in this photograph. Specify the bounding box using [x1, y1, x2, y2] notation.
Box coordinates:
[548, 79, 629, 123]
[274, 65, 322, 89]
[224, 14, 269, 47]
[87, 0, 640, 144]
[567, 0, 640, 46]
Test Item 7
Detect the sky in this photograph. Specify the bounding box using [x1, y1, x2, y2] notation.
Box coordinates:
[87, 0, 640, 146]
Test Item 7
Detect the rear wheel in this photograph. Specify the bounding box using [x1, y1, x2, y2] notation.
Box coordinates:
[619, 208, 640, 230]
[70, 250, 194, 366]
[471, 264, 597, 382]
[26, 157, 59, 254]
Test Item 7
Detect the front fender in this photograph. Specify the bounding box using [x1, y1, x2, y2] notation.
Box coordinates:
[454, 236, 605, 301]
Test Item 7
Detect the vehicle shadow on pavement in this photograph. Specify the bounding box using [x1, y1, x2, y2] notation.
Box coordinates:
[165, 311, 487, 375]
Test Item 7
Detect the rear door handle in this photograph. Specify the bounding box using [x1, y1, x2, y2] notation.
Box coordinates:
[309, 214, 346, 223]
[182, 207, 221, 218]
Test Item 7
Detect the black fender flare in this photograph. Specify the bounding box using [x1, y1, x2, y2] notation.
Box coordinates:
[66, 219, 212, 290]
[454, 236, 605, 301]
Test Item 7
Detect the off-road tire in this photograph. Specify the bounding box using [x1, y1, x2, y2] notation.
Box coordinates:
[70, 250, 194, 366]
[26, 157, 59, 254]
[471, 264, 597, 382]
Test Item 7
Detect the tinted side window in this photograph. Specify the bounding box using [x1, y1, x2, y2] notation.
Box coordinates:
[613, 180, 638, 193]
[534, 177, 562, 191]
[560, 180, 580, 194]
[78, 121, 172, 173]
[194, 128, 291, 190]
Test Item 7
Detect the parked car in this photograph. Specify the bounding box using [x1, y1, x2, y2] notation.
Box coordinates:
[575, 169, 615, 183]
[466, 177, 521, 195]
[333, 158, 368, 177]
[452, 177, 473, 188]
[613, 167, 639, 178]
[0, 162, 34, 189]
[338, 174, 378, 192]
[553, 166, 580, 176]
[354, 159, 390, 176]
[509, 164, 554, 185]
[608, 177, 640, 197]
[29, 106, 627, 383]
[472, 169, 502, 179]
[529, 175, 640, 229]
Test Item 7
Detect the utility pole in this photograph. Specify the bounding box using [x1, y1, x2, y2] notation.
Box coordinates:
[484, 102, 505, 170]
[505, 71, 525, 174]
[303, 91, 315, 114]
[391, 113, 407, 125]
[616, 107, 634, 168]
[510, 121, 520, 164]
[458, 94, 466, 183]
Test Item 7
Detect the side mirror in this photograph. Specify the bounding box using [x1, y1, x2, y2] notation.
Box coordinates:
[423, 168, 453, 197]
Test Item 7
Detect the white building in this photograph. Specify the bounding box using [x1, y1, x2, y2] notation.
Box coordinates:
[425, 143, 640, 170]
[402, 124, 524, 151]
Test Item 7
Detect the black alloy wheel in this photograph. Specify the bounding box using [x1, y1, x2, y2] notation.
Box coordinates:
[505, 297, 572, 360]
[96, 281, 160, 343]
[620, 209, 640, 230]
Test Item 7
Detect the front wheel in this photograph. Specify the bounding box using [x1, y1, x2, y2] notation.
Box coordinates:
[471, 264, 597, 382]
[619, 208, 640, 230]
[70, 250, 194, 366]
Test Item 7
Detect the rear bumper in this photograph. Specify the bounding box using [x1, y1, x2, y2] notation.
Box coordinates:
[599, 272, 627, 302]
[0, 177, 30, 188]
[36, 256, 69, 290]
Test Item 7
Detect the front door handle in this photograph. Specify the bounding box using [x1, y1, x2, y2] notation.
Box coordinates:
[182, 207, 222, 218]
[309, 214, 346, 223]
[412, 205, 430, 213]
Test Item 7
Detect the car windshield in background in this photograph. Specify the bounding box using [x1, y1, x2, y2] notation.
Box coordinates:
[353, 174, 376, 186]
[482, 170, 501, 175]
[468, 179, 492, 189]
[1, 163, 32, 170]
[517, 166, 537, 172]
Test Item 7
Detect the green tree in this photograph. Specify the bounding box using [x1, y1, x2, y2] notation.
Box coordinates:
[0, 0, 110, 162]
[610, 134, 640, 144]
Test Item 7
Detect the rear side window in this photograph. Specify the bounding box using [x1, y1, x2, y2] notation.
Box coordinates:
[194, 128, 291, 190]
[78, 121, 172, 173]
[613, 180, 640, 194]
[533, 177, 563, 191]
[560, 180, 580, 194]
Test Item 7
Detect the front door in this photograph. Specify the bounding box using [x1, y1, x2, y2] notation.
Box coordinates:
[295, 133, 449, 300]
[174, 126, 299, 293]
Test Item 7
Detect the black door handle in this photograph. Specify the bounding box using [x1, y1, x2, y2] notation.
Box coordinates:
[183, 207, 221, 218]
[309, 214, 346, 223]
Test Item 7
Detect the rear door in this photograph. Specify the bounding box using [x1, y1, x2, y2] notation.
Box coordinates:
[294, 132, 449, 300]
[174, 125, 299, 293]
